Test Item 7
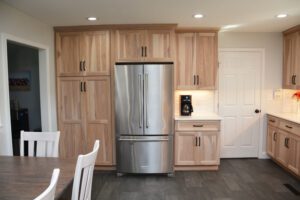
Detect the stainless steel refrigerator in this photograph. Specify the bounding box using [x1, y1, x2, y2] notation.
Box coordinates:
[114, 63, 174, 175]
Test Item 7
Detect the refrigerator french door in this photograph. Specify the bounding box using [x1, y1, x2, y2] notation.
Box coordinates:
[115, 63, 174, 174]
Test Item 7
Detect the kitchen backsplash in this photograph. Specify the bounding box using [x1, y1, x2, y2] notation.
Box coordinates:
[175, 90, 216, 116]
[281, 89, 298, 113]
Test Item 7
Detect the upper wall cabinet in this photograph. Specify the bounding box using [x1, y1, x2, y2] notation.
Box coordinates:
[115, 28, 175, 62]
[56, 31, 110, 76]
[283, 25, 300, 89]
[176, 31, 218, 90]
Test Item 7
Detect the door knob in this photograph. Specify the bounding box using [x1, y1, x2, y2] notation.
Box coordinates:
[255, 109, 261, 113]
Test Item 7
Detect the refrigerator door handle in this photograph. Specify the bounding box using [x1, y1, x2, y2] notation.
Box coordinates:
[138, 74, 143, 128]
[145, 73, 149, 128]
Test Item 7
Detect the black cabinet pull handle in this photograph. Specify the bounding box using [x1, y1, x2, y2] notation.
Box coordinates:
[195, 137, 198, 146]
[145, 46, 147, 57]
[80, 82, 83, 92]
[193, 124, 203, 127]
[193, 75, 196, 85]
[295, 75, 297, 85]
[84, 82, 86, 92]
[141, 47, 144, 57]
[285, 125, 293, 129]
[198, 137, 201, 147]
[80, 61, 82, 71]
[286, 138, 290, 148]
[292, 75, 296, 85]
[83, 60, 86, 71]
[269, 119, 275, 123]
[197, 75, 199, 85]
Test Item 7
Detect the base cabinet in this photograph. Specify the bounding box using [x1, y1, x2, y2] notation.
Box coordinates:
[267, 115, 300, 177]
[174, 120, 220, 170]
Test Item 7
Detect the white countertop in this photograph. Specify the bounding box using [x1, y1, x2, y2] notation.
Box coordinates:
[267, 112, 300, 124]
[175, 113, 222, 121]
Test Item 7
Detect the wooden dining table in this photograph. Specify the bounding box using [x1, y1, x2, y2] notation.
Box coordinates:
[0, 156, 76, 200]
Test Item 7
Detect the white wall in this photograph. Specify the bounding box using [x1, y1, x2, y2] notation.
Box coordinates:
[218, 32, 283, 157]
[0, 1, 57, 155]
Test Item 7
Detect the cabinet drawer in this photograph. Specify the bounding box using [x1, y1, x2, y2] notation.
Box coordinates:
[279, 120, 300, 137]
[176, 121, 220, 131]
[268, 115, 280, 127]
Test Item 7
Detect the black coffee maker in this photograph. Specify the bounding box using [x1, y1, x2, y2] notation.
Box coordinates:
[180, 95, 193, 116]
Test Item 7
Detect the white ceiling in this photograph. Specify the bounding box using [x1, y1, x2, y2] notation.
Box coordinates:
[3, 0, 300, 32]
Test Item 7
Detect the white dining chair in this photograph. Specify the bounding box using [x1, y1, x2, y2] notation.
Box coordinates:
[20, 130, 60, 157]
[34, 168, 60, 200]
[72, 140, 100, 200]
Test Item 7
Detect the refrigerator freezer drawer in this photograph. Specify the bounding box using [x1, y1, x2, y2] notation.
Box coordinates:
[117, 136, 173, 174]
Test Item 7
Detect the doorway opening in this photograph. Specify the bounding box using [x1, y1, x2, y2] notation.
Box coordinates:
[7, 41, 42, 156]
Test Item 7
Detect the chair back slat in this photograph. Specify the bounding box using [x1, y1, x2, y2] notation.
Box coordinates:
[72, 140, 100, 200]
[20, 131, 60, 157]
[34, 168, 60, 200]
[37, 141, 46, 157]
[28, 140, 35, 157]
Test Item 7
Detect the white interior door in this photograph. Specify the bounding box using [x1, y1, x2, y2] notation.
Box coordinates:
[219, 49, 262, 158]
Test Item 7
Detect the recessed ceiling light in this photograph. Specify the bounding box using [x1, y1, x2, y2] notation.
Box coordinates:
[223, 24, 239, 29]
[193, 14, 204, 19]
[87, 17, 97, 21]
[276, 14, 288, 18]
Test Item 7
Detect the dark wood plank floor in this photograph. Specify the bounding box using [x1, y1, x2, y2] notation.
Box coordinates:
[91, 159, 300, 200]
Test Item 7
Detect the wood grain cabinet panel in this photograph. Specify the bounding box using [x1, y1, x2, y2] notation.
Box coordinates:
[56, 31, 110, 76]
[85, 77, 112, 165]
[283, 27, 300, 89]
[287, 135, 300, 175]
[81, 31, 110, 76]
[175, 132, 198, 165]
[276, 130, 290, 166]
[176, 32, 217, 90]
[199, 132, 220, 165]
[115, 29, 174, 62]
[266, 125, 277, 158]
[57, 77, 86, 158]
[56, 32, 81, 76]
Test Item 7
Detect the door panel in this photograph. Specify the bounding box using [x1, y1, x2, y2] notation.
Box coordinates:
[175, 132, 198, 165]
[82, 31, 110, 75]
[144, 64, 174, 135]
[56, 32, 81, 76]
[85, 76, 112, 165]
[146, 30, 173, 61]
[287, 136, 300, 175]
[276, 130, 289, 166]
[114, 65, 144, 135]
[219, 50, 262, 158]
[283, 33, 297, 89]
[266, 125, 277, 158]
[176, 33, 197, 89]
[199, 132, 220, 165]
[116, 30, 144, 61]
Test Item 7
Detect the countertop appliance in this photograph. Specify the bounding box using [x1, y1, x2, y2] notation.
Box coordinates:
[180, 95, 193, 116]
[115, 63, 174, 175]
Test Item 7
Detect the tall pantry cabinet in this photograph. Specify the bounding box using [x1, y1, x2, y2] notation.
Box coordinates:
[55, 30, 113, 166]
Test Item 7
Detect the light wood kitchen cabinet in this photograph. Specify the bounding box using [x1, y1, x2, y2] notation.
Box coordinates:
[266, 114, 300, 177]
[56, 31, 110, 76]
[266, 125, 277, 158]
[176, 31, 218, 90]
[115, 28, 175, 62]
[57, 76, 113, 165]
[282, 25, 300, 89]
[175, 120, 220, 170]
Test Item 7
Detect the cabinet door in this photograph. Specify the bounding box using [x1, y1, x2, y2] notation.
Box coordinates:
[198, 132, 220, 165]
[81, 31, 110, 76]
[293, 32, 300, 87]
[116, 30, 144, 61]
[176, 33, 198, 89]
[276, 130, 289, 166]
[287, 135, 300, 175]
[175, 132, 198, 165]
[145, 30, 173, 61]
[84, 77, 113, 165]
[56, 32, 82, 76]
[195, 33, 217, 89]
[57, 77, 85, 158]
[283, 32, 298, 89]
[266, 125, 277, 158]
